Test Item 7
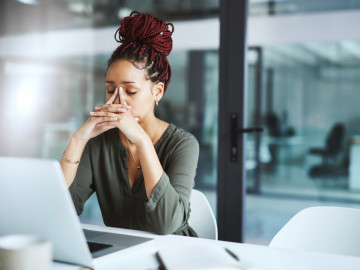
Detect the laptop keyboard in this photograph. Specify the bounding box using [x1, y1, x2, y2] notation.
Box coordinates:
[87, 241, 113, 253]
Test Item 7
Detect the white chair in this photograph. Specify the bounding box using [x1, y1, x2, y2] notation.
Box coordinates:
[269, 206, 360, 257]
[188, 189, 218, 240]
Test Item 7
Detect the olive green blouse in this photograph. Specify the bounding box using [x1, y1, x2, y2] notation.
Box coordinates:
[69, 123, 199, 236]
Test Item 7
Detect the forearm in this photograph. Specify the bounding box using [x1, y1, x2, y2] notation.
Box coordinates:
[60, 134, 88, 188]
[141, 132, 199, 234]
[145, 175, 188, 234]
[135, 135, 164, 199]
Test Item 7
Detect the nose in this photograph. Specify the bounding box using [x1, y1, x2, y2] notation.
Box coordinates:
[119, 88, 130, 105]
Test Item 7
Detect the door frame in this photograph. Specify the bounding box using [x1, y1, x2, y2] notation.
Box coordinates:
[217, 0, 249, 242]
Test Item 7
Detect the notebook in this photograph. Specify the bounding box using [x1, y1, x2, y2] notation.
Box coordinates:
[156, 242, 244, 270]
[0, 157, 152, 268]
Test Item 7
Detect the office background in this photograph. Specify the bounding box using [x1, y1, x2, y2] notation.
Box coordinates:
[1, 0, 360, 244]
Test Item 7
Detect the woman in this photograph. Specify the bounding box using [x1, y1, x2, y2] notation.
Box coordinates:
[60, 11, 199, 236]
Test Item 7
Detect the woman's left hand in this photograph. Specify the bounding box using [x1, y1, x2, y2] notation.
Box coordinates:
[92, 87, 146, 144]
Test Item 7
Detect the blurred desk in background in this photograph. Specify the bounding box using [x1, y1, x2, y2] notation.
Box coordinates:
[264, 136, 305, 165]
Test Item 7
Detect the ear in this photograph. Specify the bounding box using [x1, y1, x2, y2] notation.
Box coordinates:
[152, 82, 164, 103]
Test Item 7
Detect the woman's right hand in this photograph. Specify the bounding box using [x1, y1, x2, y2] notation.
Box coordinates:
[73, 88, 130, 142]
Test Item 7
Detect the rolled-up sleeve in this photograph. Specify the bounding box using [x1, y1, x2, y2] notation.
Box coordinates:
[144, 135, 199, 234]
[69, 143, 94, 215]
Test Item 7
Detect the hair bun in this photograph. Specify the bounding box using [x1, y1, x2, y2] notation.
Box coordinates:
[115, 11, 174, 56]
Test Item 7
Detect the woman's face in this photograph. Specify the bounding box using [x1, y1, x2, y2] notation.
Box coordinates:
[105, 59, 161, 122]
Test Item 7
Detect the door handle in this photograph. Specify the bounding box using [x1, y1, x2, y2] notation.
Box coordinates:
[231, 113, 263, 162]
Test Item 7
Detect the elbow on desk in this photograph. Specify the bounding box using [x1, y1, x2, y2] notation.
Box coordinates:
[152, 225, 176, 235]
[146, 196, 188, 235]
[151, 216, 191, 235]
[151, 218, 186, 235]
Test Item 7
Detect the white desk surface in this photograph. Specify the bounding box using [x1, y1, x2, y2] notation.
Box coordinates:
[52, 223, 360, 270]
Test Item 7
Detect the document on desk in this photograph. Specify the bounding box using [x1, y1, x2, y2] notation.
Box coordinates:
[156, 242, 244, 270]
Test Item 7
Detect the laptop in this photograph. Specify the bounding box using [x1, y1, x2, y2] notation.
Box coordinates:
[0, 157, 152, 268]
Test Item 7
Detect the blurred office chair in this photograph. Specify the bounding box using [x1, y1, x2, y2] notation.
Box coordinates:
[309, 123, 346, 177]
[269, 206, 360, 257]
[188, 189, 218, 240]
[309, 122, 345, 161]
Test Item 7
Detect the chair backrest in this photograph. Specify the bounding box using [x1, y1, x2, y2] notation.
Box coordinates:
[269, 206, 360, 257]
[326, 123, 345, 154]
[188, 189, 218, 240]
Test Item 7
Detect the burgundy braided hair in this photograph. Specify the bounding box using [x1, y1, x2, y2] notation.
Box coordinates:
[108, 11, 174, 93]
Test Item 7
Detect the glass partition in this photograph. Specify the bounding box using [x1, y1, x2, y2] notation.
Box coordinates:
[245, 41, 360, 244]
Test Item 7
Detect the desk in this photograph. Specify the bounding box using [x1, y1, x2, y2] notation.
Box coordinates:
[53, 224, 360, 270]
[264, 135, 305, 164]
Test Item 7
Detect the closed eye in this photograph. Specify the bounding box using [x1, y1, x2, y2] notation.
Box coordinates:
[126, 91, 137, 95]
[107, 88, 116, 94]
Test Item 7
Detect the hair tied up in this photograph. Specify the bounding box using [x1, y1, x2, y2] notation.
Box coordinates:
[114, 11, 174, 57]
[109, 11, 174, 92]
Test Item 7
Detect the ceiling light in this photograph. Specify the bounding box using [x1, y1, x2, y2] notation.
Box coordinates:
[118, 8, 132, 19]
[16, 0, 40, 5]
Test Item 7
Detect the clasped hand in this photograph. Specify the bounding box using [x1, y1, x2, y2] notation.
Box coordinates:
[74, 87, 142, 143]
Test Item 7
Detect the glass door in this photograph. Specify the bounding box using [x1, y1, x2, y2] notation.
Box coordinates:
[245, 41, 360, 244]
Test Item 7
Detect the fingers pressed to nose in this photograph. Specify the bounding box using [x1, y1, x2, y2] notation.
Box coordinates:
[119, 87, 128, 106]
[106, 88, 118, 104]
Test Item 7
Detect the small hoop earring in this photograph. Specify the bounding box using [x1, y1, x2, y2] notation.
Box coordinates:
[156, 101, 159, 107]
